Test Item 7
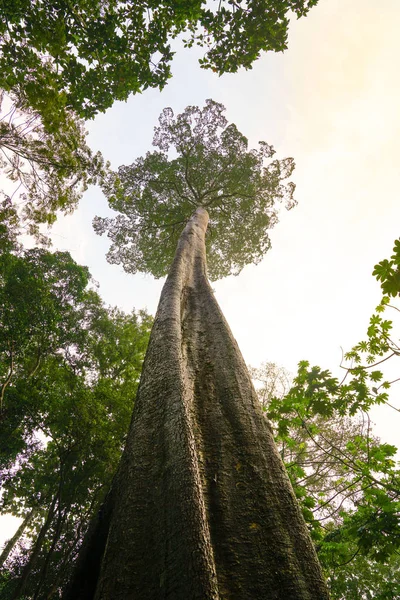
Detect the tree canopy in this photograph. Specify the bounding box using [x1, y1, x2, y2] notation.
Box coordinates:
[0, 1, 318, 125]
[95, 99, 296, 280]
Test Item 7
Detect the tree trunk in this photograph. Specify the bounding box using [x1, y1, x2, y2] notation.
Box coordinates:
[0, 509, 36, 567]
[64, 208, 329, 599]
[11, 494, 58, 600]
[44, 521, 87, 600]
[33, 505, 67, 600]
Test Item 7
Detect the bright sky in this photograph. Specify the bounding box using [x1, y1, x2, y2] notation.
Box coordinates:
[2, 0, 400, 545]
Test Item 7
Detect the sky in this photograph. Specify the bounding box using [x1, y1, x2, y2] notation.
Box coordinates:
[2, 0, 400, 544]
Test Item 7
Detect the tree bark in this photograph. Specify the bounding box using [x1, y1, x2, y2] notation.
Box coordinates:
[64, 208, 329, 599]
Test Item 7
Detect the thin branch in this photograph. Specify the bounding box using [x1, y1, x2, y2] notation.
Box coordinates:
[28, 348, 42, 378]
[387, 304, 400, 314]
[333, 546, 361, 567]
[383, 400, 400, 413]
[312, 477, 362, 513]
[297, 411, 399, 494]
[376, 376, 400, 392]
[338, 347, 350, 386]
[183, 154, 199, 202]
[341, 352, 396, 372]
[1, 341, 14, 410]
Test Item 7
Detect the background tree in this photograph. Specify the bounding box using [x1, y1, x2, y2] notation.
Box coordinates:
[267, 362, 400, 599]
[0, 238, 91, 455]
[326, 552, 400, 600]
[0, 233, 152, 599]
[250, 361, 292, 409]
[253, 363, 400, 599]
[95, 99, 296, 280]
[0, 203, 20, 255]
[0, 1, 318, 125]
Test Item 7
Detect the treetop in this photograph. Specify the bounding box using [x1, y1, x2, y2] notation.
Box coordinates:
[95, 99, 296, 280]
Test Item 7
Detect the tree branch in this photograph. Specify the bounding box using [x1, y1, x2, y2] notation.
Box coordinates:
[1, 341, 14, 410]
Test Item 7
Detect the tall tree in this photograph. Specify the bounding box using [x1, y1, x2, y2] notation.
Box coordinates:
[0, 1, 318, 125]
[65, 103, 328, 598]
[95, 99, 296, 280]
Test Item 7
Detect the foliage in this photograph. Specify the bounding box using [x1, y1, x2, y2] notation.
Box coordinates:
[95, 99, 296, 280]
[0, 238, 152, 599]
[372, 239, 400, 297]
[0, 92, 106, 232]
[0, 241, 90, 424]
[327, 552, 400, 600]
[195, 0, 318, 74]
[0, 204, 20, 255]
[0, 1, 318, 125]
[337, 238, 400, 415]
[254, 361, 400, 599]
